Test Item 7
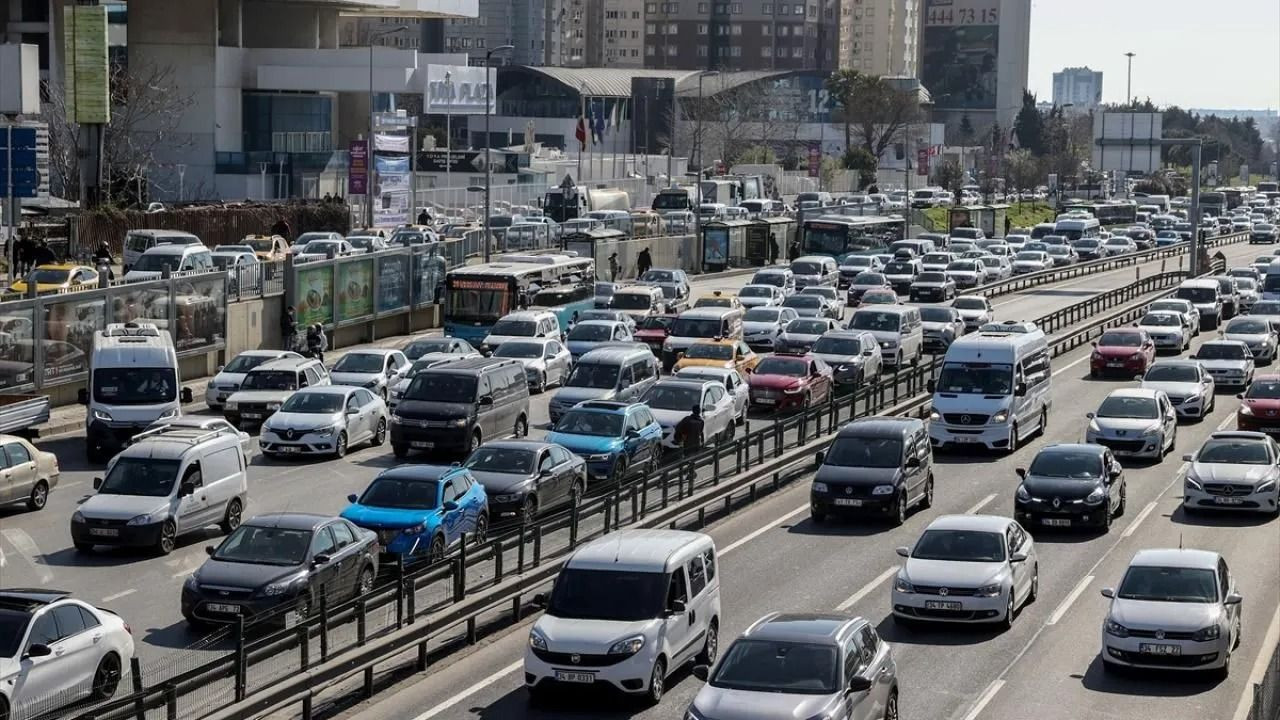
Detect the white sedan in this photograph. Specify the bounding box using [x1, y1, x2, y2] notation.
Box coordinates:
[674, 366, 750, 425]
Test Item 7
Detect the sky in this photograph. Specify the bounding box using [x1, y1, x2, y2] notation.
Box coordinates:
[1027, 0, 1280, 111]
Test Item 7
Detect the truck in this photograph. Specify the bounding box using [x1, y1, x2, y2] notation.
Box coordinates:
[699, 175, 763, 205]
[542, 177, 631, 222]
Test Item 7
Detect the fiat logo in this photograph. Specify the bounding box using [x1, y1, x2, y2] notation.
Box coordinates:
[570, 654, 581, 664]
[1155, 630, 1165, 640]
[939, 587, 950, 596]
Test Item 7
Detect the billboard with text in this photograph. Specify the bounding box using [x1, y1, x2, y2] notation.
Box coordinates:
[920, 0, 1000, 111]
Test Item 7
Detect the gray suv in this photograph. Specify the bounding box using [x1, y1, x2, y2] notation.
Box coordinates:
[811, 417, 934, 525]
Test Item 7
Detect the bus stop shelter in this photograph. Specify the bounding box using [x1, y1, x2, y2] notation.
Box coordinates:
[701, 219, 754, 272]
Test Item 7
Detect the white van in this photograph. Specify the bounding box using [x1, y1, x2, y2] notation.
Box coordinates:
[1262, 260, 1280, 301]
[790, 255, 839, 289]
[123, 229, 202, 272]
[71, 425, 249, 555]
[846, 305, 923, 368]
[124, 243, 215, 282]
[480, 310, 564, 355]
[928, 325, 1052, 452]
[1175, 278, 1226, 329]
[80, 323, 194, 462]
[1053, 216, 1101, 242]
[524, 529, 720, 704]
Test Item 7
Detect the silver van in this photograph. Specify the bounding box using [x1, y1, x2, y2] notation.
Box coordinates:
[791, 255, 840, 289]
[123, 229, 202, 272]
[847, 305, 924, 369]
[549, 345, 660, 422]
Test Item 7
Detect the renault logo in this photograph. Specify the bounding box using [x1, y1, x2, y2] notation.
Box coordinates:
[1052, 498, 1062, 508]
[1155, 630, 1165, 640]
[1116, 430, 1127, 436]
[284, 429, 296, 440]
[570, 654, 581, 664]
[939, 587, 949, 596]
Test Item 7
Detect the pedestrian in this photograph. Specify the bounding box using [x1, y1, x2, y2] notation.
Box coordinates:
[270, 216, 291, 241]
[93, 241, 114, 280]
[282, 306, 298, 351]
[787, 238, 800, 263]
[608, 252, 620, 282]
[636, 247, 653, 278]
[306, 323, 327, 361]
[1004, 216, 1012, 237]
[417, 208, 432, 226]
[323, 192, 333, 203]
[673, 405, 706, 459]
[768, 234, 780, 264]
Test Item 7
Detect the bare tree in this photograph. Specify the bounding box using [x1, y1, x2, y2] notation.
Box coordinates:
[826, 71, 923, 171]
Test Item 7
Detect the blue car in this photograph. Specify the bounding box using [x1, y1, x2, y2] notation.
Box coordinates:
[546, 400, 663, 482]
[341, 465, 488, 562]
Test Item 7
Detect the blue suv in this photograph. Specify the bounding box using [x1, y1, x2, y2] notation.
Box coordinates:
[341, 465, 488, 562]
[546, 401, 663, 482]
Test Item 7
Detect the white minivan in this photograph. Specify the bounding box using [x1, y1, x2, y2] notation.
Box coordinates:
[525, 529, 721, 705]
[847, 305, 924, 369]
[124, 244, 215, 282]
[928, 325, 1052, 452]
[123, 229, 202, 272]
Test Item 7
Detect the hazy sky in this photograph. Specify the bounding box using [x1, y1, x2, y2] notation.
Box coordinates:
[1027, 0, 1280, 110]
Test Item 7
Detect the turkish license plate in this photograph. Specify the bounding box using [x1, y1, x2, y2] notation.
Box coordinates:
[411, 440, 434, 449]
[755, 397, 777, 405]
[241, 412, 262, 419]
[1139, 643, 1181, 656]
[277, 446, 301, 454]
[834, 498, 864, 507]
[1042, 518, 1072, 527]
[554, 671, 595, 684]
[925, 600, 962, 611]
[1214, 496, 1245, 505]
[1107, 362, 1124, 368]
[1264, 427, 1280, 433]
[951, 436, 980, 443]
[206, 603, 240, 614]
[89, 527, 119, 537]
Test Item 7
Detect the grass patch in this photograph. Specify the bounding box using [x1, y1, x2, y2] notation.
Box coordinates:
[921, 201, 1056, 234]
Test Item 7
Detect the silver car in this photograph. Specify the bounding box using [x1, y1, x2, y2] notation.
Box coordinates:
[1221, 316, 1277, 362]
[1086, 389, 1178, 460]
[1137, 311, 1191, 352]
[919, 306, 964, 352]
[952, 295, 993, 332]
[1191, 340, 1255, 388]
[743, 307, 799, 351]
[258, 385, 388, 458]
[776, 317, 841, 355]
[800, 285, 846, 319]
[687, 613, 898, 720]
[1148, 298, 1202, 336]
[492, 338, 572, 393]
[782, 293, 835, 319]
[738, 283, 785, 309]
[328, 349, 409, 400]
[1139, 361, 1215, 420]
[1181, 431, 1280, 516]
[643, 377, 737, 448]
[400, 335, 478, 361]
[811, 330, 883, 388]
[675, 367, 750, 425]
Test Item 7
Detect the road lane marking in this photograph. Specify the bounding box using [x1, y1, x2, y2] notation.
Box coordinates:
[965, 493, 997, 515]
[1120, 501, 1158, 538]
[719, 504, 808, 556]
[1046, 574, 1094, 626]
[409, 660, 523, 720]
[1216, 412, 1236, 431]
[1, 528, 52, 584]
[102, 589, 136, 603]
[836, 567, 896, 611]
[1050, 354, 1090, 378]
[961, 678, 1006, 720]
[1233, 603, 1280, 720]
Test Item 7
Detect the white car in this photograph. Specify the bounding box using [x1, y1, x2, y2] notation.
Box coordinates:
[799, 285, 846, 319]
[1181, 431, 1280, 516]
[1191, 340, 1255, 389]
[738, 283, 785, 309]
[1086, 388, 1178, 460]
[919, 252, 955, 273]
[944, 260, 985, 290]
[1136, 311, 1191, 352]
[892, 514, 1038, 629]
[1099, 548, 1241, 678]
[294, 239, 360, 262]
[674, 366, 750, 425]
[1148, 298, 1202, 336]
[1004, 234, 1030, 252]
[742, 307, 799, 351]
[327, 348, 410, 400]
[643, 377, 737, 447]
[0, 590, 135, 719]
[1221, 316, 1277, 362]
[1139, 361, 1215, 420]
[979, 255, 1013, 281]
[951, 296, 993, 332]
[259, 385, 389, 458]
[492, 337, 573, 393]
[205, 350, 302, 410]
[1012, 251, 1051, 274]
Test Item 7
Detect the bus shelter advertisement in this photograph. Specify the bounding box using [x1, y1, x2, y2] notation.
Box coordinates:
[296, 265, 334, 327]
[920, 0, 1000, 110]
[337, 259, 375, 322]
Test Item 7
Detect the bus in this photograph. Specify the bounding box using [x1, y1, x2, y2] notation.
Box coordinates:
[1061, 201, 1137, 227]
[1200, 192, 1226, 217]
[443, 254, 595, 344]
[800, 215, 906, 262]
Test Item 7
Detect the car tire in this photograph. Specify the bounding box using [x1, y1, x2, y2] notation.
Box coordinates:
[26, 480, 48, 511]
[470, 431, 483, 453]
[392, 443, 409, 459]
[356, 564, 375, 596]
[1214, 652, 1231, 681]
[535, 372, 547, 394]
[472, 512, 489, 545]
[920, 474, 934, 509]
[1116, 483, 1127, 516]
[514, 414, 528, 438]
[371, 419, 387, 446]
[1028, 563, 1039, 603]
[90, 652, 123, 700]
[811, 506, 826, 523]
[156, 520, 177, 556]
[219, 498, 243, 534]
[890, 490, 907, 526]
[1000, 592, 1016, 631]
[646, 657, 667, 706]
[334, 431, 348, 458]
[521, 496, 538, 524]
[884, 689, 900, 720]
[697, 620, 719, 665]
[1007, 422, 1020, 453]
[428, 535, 446, 563]
[611, 456, 629, 484]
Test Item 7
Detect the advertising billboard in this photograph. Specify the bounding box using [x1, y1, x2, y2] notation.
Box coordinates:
[296, 265, 334, 327]
[920, 0, 1000, 111]
[337, 259, 375, 322]
[425, 65, 494, 115]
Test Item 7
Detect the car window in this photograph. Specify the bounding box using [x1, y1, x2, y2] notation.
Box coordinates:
[538, 451, 555, 473]
[442, 479, 459, 503]
[550, 446, 572, 465]
[311, 526, 338, 556]
[1218, 558, 1229, 598]
[3, 442, 30, 466]
[52, 605, 88, 637]
[77, 606, 101, 630]
[860, 626, 879, 665]
[626, 412, 644, 433]
[666, 568, 689, 608]
[346, 395, 360, 412]
[687, 556, 708, 597]
[28, 613, 59, 646]
[330, 521, 355, 548]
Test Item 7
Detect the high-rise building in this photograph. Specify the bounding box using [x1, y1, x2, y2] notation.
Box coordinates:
[642, 0, 840, 72]
[838, 0, 920, 77]
[1052, 66, 1102, 109]
[597, 0, 645, 67]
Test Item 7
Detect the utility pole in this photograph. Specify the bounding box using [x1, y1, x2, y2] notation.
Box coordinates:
[1124, 52, 1136, 105]
[483, 44, 514, 263]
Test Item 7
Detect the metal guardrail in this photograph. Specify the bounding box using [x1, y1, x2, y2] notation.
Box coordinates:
[1246, 636, 1280, 720]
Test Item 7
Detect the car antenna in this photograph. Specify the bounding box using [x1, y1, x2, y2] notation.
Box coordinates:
[1178, 532, 1184, 550]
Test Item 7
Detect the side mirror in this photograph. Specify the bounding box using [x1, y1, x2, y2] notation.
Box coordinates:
[1090, 341, 1097, 347]
[1010, 551, 1028, 563]
[442, 500, 460, 512]
[539, 468, 554, 478]
[313, 553, 331, 565]
[905, 456, 920, 468]
[78, 388, 89, 405]
[1189, 354, 1198, 360]
[1181, 453, 1193, 462]
[692, 664, 710, 682]
[1225, 592, 1243, 605]
[179, 481, 195, 497]
[815, 450, 826, 467]
[1085, 412, 1095, 419]
[1100, 587, 1115, 599]
[205, 545, 216, 556]
[847, 676, 874, 693]
[181, 387, 194, 404]
[347, 493, 359, 503]
[1236, 394, 1244, 399]
[25, 643, 52, 658]
[347, 407, 360, 415]
[93, 477, 103, 490]
[532, 592, 547, 608]
[478, 395, 494, 406]
[668, 599, 687, 615]
[626, 428, 641, 439]
[895, 546, 910, 558]
[926, 379, 936, 393]
[1015, 468, 1026, 479]
[216, 365, 225, 373]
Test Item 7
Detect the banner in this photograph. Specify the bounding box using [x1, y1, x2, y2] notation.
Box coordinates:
[337, 260, 375, 322]
[64, 5, 110, 124]
[425, 65, 494, 114]
[375, 155, 409, 173]
[348, 140, 368, 195]
[376, 255, 410, 313]
[374, 133, 409, 152]
[917, 148, 930, 176]
[296, 265, 334, 327]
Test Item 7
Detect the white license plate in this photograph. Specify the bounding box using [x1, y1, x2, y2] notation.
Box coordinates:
[411, 441, 434, 449]
[925, 600, 962, 611]
[951, 436, 980, 443]
[217, 393, 229, 400]
[206, 603, 240, 614]
[241, 412, 262, 419]
[1139, 643, 1182, 656]
[88, 528, 119, 537]
[554, 671, 595, 684]
[834, 498, 864, 507]
[1042, 518, 1072, 527]
[1214, 496, 1245, 505]
[755, 397, 777, 405]
[1106, 362, 1124, 368]
[277, 446, 301, 453]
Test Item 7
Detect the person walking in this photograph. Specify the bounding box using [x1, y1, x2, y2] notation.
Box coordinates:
[608, 252, 620, 282]
[282, 306, 298, 352]
[768, 234, 780, 264]
[673, 405, 705, 459]
[417, 208, 432, 225]
[31, 239, 56, 267]
[636, 247, 653, 279]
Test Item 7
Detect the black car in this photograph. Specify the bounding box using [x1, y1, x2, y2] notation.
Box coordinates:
[463, 440, 587, 523]
[1014, 444, 1126, 531]
[810, 417, 933, 526]
[181, 513, 379, 627]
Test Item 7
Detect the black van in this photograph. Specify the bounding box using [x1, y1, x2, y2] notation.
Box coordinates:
[391, 358, 530, 456]
[810, 416, 934, 526]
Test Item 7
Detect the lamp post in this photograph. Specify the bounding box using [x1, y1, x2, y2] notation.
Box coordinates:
[693, 70, 719, 273]
[367, 25, 409, 228]
[444, 71, 453, 193]
[1124, 52, 1136, 105]
[483, 44, 515, 263]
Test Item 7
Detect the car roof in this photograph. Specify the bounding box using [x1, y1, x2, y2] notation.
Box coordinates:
[574, 319, 624, 328]
[293, 385, 354, 397]
[653, 377, 714, 391]
[570, 400, 637, 414]
[1207, 430, 1271, 442]
[925, 514, 1011, 533]
[1106, 388, 1160, 400]
[479, 439, 559, 452]
[417, 357, 516, 374]
[743, 613, 861, 644]
[1201, 339, 1248, 347]
[255, 356, 317, 371]
[375, 464, 467, 483]
[1129, 548, 1219, 570]
[0, 589, 72, 610]
[578, 346, 652, 363]
[243, 512, 333, 531]
[1037, 442, 1106, 457]
[567, 529, 709, 573]
[344, 348, 402, 357]
[237, 349, 299, 359]
[142, 243, 205, 256]
[836, 416, 921, 439]
[501, 310, 555, 321]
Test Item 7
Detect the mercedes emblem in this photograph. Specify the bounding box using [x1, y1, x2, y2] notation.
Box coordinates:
[1223, 485, 1235, 496]
[939, 587, 950, 596]
[1155, 630, 1165, 640]
[961, 415, 971, 424]
[570, 654, 581, 664]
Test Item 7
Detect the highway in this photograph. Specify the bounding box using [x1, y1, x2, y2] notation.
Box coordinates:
[0, 240, 1270, 717]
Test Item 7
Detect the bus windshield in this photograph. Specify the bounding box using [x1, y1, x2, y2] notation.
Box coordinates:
[803, 225, 849, 255]
[447, 278, 513, 324]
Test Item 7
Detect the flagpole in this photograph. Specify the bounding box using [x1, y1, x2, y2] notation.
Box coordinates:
[577, 89, 585, 182]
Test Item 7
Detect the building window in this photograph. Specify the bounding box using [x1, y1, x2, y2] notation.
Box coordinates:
[793, 3, 804, 14]
[762, 2, 773, 12]
[731, 2, 743, 11]
[476, 38, 485, 48]
[667, 23, 678, 33]
[646, 2, 657, 11]
[632, 48, 639, 56]
[779, 24, 789, 35]
[699, 2, 709, 10]
[646, 22, 657, 33]
[633, 11, 641, 18]
[762, 46, 773, 56]
[731, 46, 741, 56]
[731, 23, 742, 34]
[698, 45, 708, 56]
[762, 24, 771, 34]
[667, 44, 678, 55]
[698, 23, 708, 33]
[792, 46, 804, 57]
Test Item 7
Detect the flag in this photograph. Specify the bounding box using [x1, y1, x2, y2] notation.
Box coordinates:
[575, 115, 586, 148]
[593, 102, 606, 143]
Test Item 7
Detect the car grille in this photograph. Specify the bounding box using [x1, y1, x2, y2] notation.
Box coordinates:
[199, 585, 256, 600]
[237, 403, 271, 412]
[1108, 649, 1218, 667]
[84, 517, 128, 528]
[396, 418, 452, 428]
[1168, 396, 1188, 405]
[376, 529, 402, 545]
[911, 585, 979, 597]
[1095, 438, 1146, 452]
[1203, 483, 1257, 496]
[1126, 629, 1196, 640]
[532, 648, 631, 667]
[943, 413, 989, 425]
[754, 389, 780, 399]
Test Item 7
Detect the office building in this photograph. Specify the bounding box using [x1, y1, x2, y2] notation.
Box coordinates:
[1, 1, 127, 90]
[643, 0, 840, 71]
[839, 0, 920, 77]
[1052, 66, 1102, 109]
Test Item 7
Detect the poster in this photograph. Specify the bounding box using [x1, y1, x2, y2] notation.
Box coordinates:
[337, 259, 375, 322]
[296, 265, 334, 327]
[413, 251, 448, 306]
[171, 276, 227, 353]
[703, 228, 729, 267]
[0, 307, 35, 389]
[348, 140, 368, 195]
[377, 254, 409, 313]
[111, 284, 169, 327]
[920, 0, 1000, 110]
[42, 297, 104, 379]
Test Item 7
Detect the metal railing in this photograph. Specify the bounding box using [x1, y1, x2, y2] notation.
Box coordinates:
[1246, 635, 1280, 720]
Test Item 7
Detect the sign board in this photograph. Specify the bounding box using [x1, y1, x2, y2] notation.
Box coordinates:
[348, 140, 368, 195]
[63, 5, 110, 124]
[920, 0, 1000, 110]
[1239, 164, 1250, 184]
[425, 65, 494, 115]
[808, 146, 821, 177]
[0, 127, 40, 198]
[0, 44, 40, 115]
[917, 148, 930, 176]
[1090, 112, 1162, 176]
[414, 150, 519, 175]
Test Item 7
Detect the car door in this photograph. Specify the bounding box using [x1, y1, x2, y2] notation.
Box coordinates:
[837, 633, 875, 720]
[174, 463, 210, 534]
[344, 391, 368, 443]
[439, 478, 467, 546]
[1219, 557, 1241, 637]
[661, 566, 695, 665]
[326, 520, 361, 599]
[49, 603, 101, 701]
[308, 524, 344, 605]
[11, 610, 66, 712]
[1006, 523, 1031, 602]
[1160, 394, 1176, 439]
[0, 444, 21, 503]
[545, 341, 569, 384]
[534, 449, 562, 507]
[550, 445, 580, 504]
[681, 554, 712, 663]
[707, 384, 732, 437]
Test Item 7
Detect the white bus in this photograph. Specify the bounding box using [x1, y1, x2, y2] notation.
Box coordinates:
[1053, 216, 1102, 242]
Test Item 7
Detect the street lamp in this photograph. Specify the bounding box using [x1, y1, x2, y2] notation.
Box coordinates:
[366, 25, 409, 228]
[692, 70, 718, 274]
[1124, 52, 1136, 105]
[483, 44, 515, 263]
[443, 71, 454, 193]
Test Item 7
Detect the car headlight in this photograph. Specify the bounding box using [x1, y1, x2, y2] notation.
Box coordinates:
[1085, 486, 1107, 504]
[991, 410, 1009, 424]
[126, 513, 157, 526]
[812, 481, 829, 493]
[391, 388, 403, 399]
[93, 409, 113, 422]
[364, 380, 380, 389]
[389, 415, 402, 425]
[72, 511, 85, 523]
[783, 386, 804, 394]
[261, 581, 293, 597]
[314, 426, 335, 437]
[608, 635, 646, 655]
[1104, 618, 1130, 637]
[1088, 419, 1100, 433]
[586, 453, 613, 462]
[871, 485, 896, 495]
[880, 341, 894, 349]
[402, 524, 426, 535]
[1016, 484, 1030, 502]
[976, 583, 1002, 598]
[1240, 404, 1254, 416]
[492, 493, 523, 503]
[183, 575, 199, 591]
[894, 575, 915, 593]
[528, 630, 548, 651]
[267, 403, 281, 411]
[1256, 479, 1277, 494]
[450, 418, 468, 427]
[1192, 625, 1221, 642]
[226, 402, 238, 411]
[929, 409, 941, 420]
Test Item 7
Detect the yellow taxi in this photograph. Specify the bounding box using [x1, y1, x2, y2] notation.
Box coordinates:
[692, 290, 742, 310]
[9, 264, 100, 294]
[673, 338, 761, 374]
[242, 234, 290, 261]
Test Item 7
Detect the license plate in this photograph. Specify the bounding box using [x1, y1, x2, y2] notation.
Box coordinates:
[278, 446, 301, 454]
[1214, 496, 1245, 505]
[206, 603, 240, 614]
[755, 397, 776, 405]
[554, 671, 595, 684]
[242, 412, 262, 419]
[1042, 518, 1072, 527]
[925, 600, 962, 611]
[1107, 362, 1124, 368]
[411, 441, 434, 449]
[89, 528, 119, 537]
[217, 393, 229, 400]
[1139, 643, 1182, 656]
[834, 498, 864, 507]
[951, 436, 979, 443]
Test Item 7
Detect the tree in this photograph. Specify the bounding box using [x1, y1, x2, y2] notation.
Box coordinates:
[1013, 91, 1045, 155]
[825, 70, 921, 176]
[841, 146, 878, 190]
[1004, 149, 1043, 192]
[935, 159, 965, 198]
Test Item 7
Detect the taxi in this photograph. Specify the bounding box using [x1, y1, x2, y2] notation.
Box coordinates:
[673, 338, 761, 374]
[692, 290, 742, 310]
[242, 234, 290, 261]
[9, 264, 99, 294]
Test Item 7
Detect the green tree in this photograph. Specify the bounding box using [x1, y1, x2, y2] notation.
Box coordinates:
[841, 146, 879, 190]
[825, 70, 922, 177]
[936, 160, 965, 198]
[1013, 90, 1045, 155]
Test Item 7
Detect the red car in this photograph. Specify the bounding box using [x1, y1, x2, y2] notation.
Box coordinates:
[634, 314, 676, 356]
[1090, 328, 1155, 378]
[748, 353, 835, 411]
[1237, 375, 1280, 433]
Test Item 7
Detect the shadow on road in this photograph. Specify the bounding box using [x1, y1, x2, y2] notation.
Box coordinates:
[874, 614, 1005, 647]
[1076, 655, 1224, 696]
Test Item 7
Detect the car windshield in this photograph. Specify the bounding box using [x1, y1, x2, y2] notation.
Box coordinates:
[131, 253, 185, 272]
[813, 336, 863, 355]
[755, 356, 808, 377]
[28, 268, 74, 284]
[546, 568, 666, 621]
[1246, 379, 1280, 399]
[1117, 566, 1218, 603]
[953, 297, 986, 310]
[279, 392, 344, 413]
[1140, 314, 1180, 327]
[1029, 450, 1103, 479]
[792, 261, 823, 275]
[402, 374, 477, 403]
[849, 312, 900, 332]
[923, 254, 950, 264]
[883, 261, 916, 276]
[671, 318, 724, 338]
[710, 639, 840, 695]
[1196, 438, 1271, 464]
[565, 363, 619, 389]
[93, 367, 177, 405]
[1099, 332, 1142, 347]
[223, 354, 276, 374]
[404, 339, 463, 358]
[916, 272, 946, 283]
[919, 307, 956, 322]
[936, 362, 1014, 395]
[825, 436, 903, 468]
[554, 410, 623, 436]
[946, 261, 977, 271]
[214, 526, 311, 566]
[745, 309, 782, 322]
[568, 324, 614, 341]
[465, 446, 535, 474]
[356, 477, 439, 509]
[1237, 279, 1258, 291]
[99, 458, 180, 497]
[981, 258, 1002, 267]
[1227, 319, 1268, 334]
[853, 273, 886, 285]
[611, 293, 654, 310]
[1197, 343, 1247, 360]
[783, 295, 823, 308]
[644, 384, 702, 411]
[753, 273, 786, 287]
[333, 353, 385, 373]
[641, 269, 676, 283]
[1253, 302, 1280, 315]
[490, 319, 537, 337]
[1015, 252, 1043, 261]
[740, 286, 774, 298]
[1176, 287, 1217, 303]
[493, 342, 544, 359]
[241, 370, 297, 391]
[912, 529, 1005, 562]
[638, 316, 674, 331]
[1097, 396, 1158, 419]
[1145, 365, 1198, 383]
[788, 319, 832, 335]
[685, 344, 734, 360]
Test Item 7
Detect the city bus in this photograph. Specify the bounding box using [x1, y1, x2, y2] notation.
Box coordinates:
[800, 215, 907, 262]
[1061, 201, 1137, 227]
[443, 254, 595, 344]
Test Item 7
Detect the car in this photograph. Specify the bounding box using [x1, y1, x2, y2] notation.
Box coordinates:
[1014, 444, 1126, 531]
[1012, 251, 1051, 274]
[810, 330, 883, 389]
[860, 288, 899, 305]
[0, 590, 135, 719]
[747, 353, 834, 411]
[800, 285, 846, 319]
[1072, 238, 1108, 261]
[481, 311, 565, 354]
[1045, 244, 1077, 267]
[341, 464, 489, 562]
[1099, 548, 1242, 678]
[909, 271, 955, 302]
[782, 292, 837, 319]
[811, 416, 933, 525]
[1085, 388, 1178, 460]
[9, 264, 100, 294]
[1251, 301, 1280, 334]
[259, 385, 388, 458]
[1235, 277, 1261, 310]
[577, 309, 639, 333]
[748, 267, 796, 297]
[738, 283, 785, 309]
[462, 440, 586, 523]
[1222, 316, 1277, 362]
[0, 433, 57, 513]
[952, 296, 993, 332]
[1228, 266, 1262, 284]
[1191, 340, 1255, 389]
[881, 260, 919, 294]
[491, 338, 573, 393]
[919, 252, 954, 273]
[565, 320, 634, 361]
[673, 339, 760, 375]
[919, 306, 965, 352]
[387, 353, 473, 408]
[142, 416, 253, 456]
[692, 291, 742, 311]
[1237, 375, 1280, 435]
[1181, 431, 1280, 516]
[547, 401, 663, 482]
[838, 255, 884, 286]
[1155, 229, 1184, 246]
[210, 249, 261, 292]
[634, 314, 677, 355]
[685, 613, 898, 720]
[891, 514, 1037, 629]
[241, 234, 290, 261]
[181, 513, 379, 627]
[593, 281, 618, 309]
[1139, 361, 1215, 420]
[847, 272, 893, 307]
[347, 234, 388, 253]
[206, 350, 304, 410]
[400, 336, 478, 361]
[1147, 298, 1202, 336]
[328, 349, 410, 400]
[944, 260, 984, 289]
[675, 366, 750, 426]
[1103, 236, 1139, 255]
[1089, 328, 1156, 378]
[742, 307, 799, 352]
[1250, 223, 1277, 243]
[1003, 234, 1030, 251]
[1209, 276, 1242, 319]
[644, 377, 738, 447]
[775, 317, 840, 355]
[978, 254, 1013, 281]
[1136, 311, 1191, 352]
[225, 357, 331, 428]
[294, 239, 359, 262]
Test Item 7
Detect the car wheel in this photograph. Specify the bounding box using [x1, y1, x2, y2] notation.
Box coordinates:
[428, 535, 446, 563]
[1101, 500, 1113, 531]
[611, 456, 629, 484]
[891, 490, 907, 526]
[470, 431, 483, 452]
[1007, 422, 1020, 453]
[724, 418, 736, 440]
[646, 657, 667, 706]
[472, 513, 489, 545]
[156, 520, 177, 556]
[90, 652, 123, 700]
[1116, 483, 1127, 517]
[26, 480, 48, 511]
[569, 480, 584, 509]
[1028, 563, 1039, 603]
[1000, 592, 1016, 631]
[920, 474, 934, 509]
[294, 593, 312, 620]
[1214, 652, 1231, 681]
[514, 414, 528, 438]
[219, 498, 243, 534]
[697, 620, 720, 665]
[392, 443, 409, 459]
[521, 496, 538, 524]
[371, 418, 387, 446]
[884, 690, 900, 720]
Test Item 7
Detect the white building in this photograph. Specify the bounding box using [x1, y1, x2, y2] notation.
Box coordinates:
[1052, 66, 1103, 110]
[840, 0, 920, 77]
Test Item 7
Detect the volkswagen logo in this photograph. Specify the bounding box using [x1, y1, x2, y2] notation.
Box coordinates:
[939, 587, 950, 596]
[1155, 630, 1165, 640]
[1052, 497, 1062, 509]
[570, 654, 581, 664]
[961, 415, 972, 425]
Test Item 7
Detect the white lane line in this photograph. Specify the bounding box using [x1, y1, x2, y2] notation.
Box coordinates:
[835, 567, 897, 611]
[102, 589, 136, 603]
[1046, 574, 1094, 626]
[1216, 411, 1237, 431]
[1050, 354, 1091, 378]
[719, 504, 808, 556]
[1232, 603, 1280, 720]
[1121, 501, 1158, 539]
[1, 528, 52, 584]
[964, 493, 998, 515]
[961, 678, 1006, 720]
[409, 660, 523, 720]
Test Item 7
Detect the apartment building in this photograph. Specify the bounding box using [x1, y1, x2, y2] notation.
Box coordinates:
[642, 0, 840, 71]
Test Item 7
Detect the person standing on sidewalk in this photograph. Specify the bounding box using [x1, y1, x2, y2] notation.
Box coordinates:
[608, 252, 620, 281]
[282, 306, 298, 351]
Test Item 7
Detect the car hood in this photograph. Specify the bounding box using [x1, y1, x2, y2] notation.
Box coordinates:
[744, 321, 782, 335]
[210, 371, 249, 388]
[553, 386, 616, 405]
[503, 357, 545, 371]
[264, 410, 344, 432]
[341, 504, 436, 530]
[1224, 332, 1270, 344]
[921, 320, 957, 333]
[740, 297, 773, 308]
[567, 339, 610, 355]
[1139, 325, 1182, 336]
[812, 352, 862, 367]
[227, 390, 292, 404]
[194, 558, 304, 590]
[1189, 462, 1276, 485]
[1022, 476, 1102, 500]
[789, 307, 823, 317]
[330, 371, 382, 386]
[534, 615, 659, 652]
[1108, 598, 1220, 632]
[691, 686, 839, 720]
[815, 465, 898, 487]
[1141, 380, 1200, 397]
[545, 431, 622, 454]
[124, 270, 164, 282]
[1198, 359, 1250, 371]
[956, 309, 988, 320]
[1091, 416, 1162, 434]
[902, 558, 1006, 587]
[750, 374, 805, 390]
[480, 333, 534, 349]
[468, 469, 535, 495]
[778, 332, 821, 344]
[80, 493, 169, 520]
[393, 399, 472, 421]
[1094, 346, 1143, 358]
[913, 281, 946, 288]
